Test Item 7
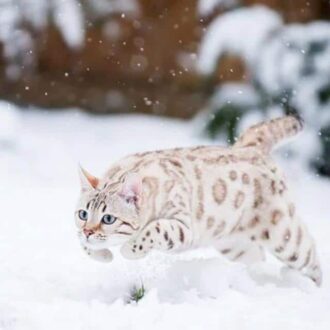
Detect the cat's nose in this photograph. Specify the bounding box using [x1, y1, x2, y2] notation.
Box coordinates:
[83, 228, 94, 238]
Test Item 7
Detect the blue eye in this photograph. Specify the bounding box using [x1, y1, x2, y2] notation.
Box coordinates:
[101, 214, 117, 225]
[78, 210, 88, 221]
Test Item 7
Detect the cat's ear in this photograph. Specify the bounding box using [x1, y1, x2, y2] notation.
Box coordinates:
[78, 165, 99, 191]
[119, 173, 142, 206]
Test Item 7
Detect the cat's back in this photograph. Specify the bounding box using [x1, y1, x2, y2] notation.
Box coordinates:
[109, 145, 280, 181]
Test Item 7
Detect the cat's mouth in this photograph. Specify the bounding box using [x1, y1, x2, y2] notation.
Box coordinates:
[79, 231, 129, 248]
[81, 238, 105, 249]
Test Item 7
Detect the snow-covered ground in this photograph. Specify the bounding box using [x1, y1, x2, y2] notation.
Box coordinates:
[1, 107, 330, 330]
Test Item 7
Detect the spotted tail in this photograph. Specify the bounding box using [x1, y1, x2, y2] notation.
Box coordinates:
[234, 115, 304, 154]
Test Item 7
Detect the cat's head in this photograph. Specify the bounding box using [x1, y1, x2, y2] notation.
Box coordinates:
[75, 166, 142, 249]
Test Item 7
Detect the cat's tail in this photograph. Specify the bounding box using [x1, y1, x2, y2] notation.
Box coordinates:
[234, 115, 304, 154]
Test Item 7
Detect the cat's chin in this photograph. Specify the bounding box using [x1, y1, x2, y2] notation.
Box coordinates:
[82, 240, 109, 250]
[80, 235, 127, 249]
[78, 236, 109, 249]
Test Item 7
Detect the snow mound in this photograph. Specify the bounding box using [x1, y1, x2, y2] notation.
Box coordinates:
[197, 6, 282, 75]
[1, 110, 330, 329]
[0, 101, 20, 146]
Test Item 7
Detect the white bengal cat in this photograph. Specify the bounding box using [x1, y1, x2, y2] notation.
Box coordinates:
[75, 116, 322, 286]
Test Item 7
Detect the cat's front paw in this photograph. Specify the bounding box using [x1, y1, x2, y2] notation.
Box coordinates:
[95, 249, 113, 263]
[83, 247, 113, 263]
[120, 240, 148, 260]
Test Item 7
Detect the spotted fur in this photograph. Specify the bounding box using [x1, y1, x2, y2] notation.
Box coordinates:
[75, 116, 322, 286]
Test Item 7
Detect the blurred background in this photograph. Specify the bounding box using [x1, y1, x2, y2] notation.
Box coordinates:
[2, 2, 330, 326]
[0, 0, 329, 176]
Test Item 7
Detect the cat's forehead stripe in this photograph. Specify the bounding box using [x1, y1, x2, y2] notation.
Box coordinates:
[91, 192, 108, 211]
[87, 199, 95, 210]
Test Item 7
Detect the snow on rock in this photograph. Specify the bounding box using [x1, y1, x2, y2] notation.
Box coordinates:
[197, 6, 282, 75]
[1, 109, 330, 329]
[197, 0, 238, 17]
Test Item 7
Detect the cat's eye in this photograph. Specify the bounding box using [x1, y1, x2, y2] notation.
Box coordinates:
[78, 210, 88, 221]
[101, 214, 117, 225]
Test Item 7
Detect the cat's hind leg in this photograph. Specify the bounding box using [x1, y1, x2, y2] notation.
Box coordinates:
[256, 206, 322, 286]
[121, 218, 193, 259]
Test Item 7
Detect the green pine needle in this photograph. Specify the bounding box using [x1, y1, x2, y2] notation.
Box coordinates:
[129, 284, 145, 303]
